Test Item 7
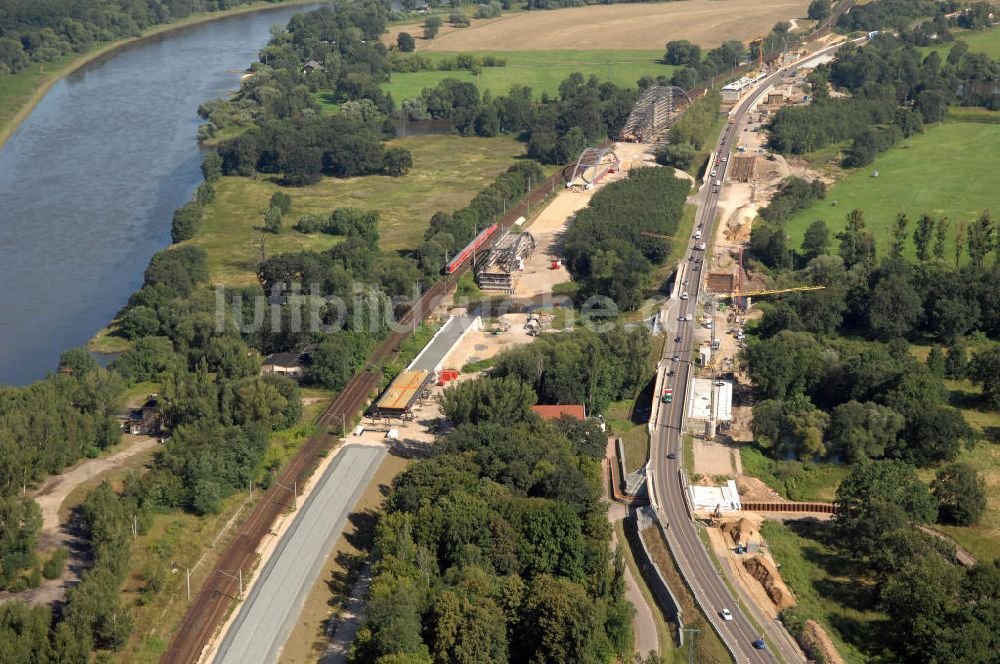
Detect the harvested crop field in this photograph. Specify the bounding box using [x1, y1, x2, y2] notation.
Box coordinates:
[388, 0, 811, 51]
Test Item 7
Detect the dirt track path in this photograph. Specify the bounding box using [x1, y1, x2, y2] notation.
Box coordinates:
[0, 435, 158, 607]
[34, 435, 159, 534]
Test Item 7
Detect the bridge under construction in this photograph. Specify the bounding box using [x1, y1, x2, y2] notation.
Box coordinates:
[566, 145, 620, 190]
[620, 85, 693, 143]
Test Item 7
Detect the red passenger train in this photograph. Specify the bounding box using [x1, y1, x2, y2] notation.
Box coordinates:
[445, 223, 498, 274]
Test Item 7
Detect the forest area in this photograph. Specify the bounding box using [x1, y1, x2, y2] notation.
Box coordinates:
[352, 327, 653, 664]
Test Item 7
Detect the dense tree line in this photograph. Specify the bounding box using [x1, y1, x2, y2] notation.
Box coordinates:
[758, 177, 826, 224]
[766, 92, 898, 155]
[562, 167, 689, 310]
[782, 459, 999, 664]
[387, 51, 506, 73]
[0, 497, 42, 591]
[742, 205, 1000, 469]
[351, 372, 637, 664]
[836, 0, 952, 32]
[0, 358, 124, 496]
[0, 0, 293, 75]
[488, 326, 653, 414]
[745, 329, 973, 464]
[0, 482, 141, 660]
[654, 90, 723, 172]
[199, 2, 411, 185]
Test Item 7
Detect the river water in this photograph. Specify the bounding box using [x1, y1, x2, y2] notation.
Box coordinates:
[0, 3, 328, 386]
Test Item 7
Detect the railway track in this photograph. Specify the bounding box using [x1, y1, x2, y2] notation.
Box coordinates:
[161, 171, 565, 664]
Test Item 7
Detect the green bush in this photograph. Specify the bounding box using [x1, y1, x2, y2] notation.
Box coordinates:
[43, 548, 69, 580]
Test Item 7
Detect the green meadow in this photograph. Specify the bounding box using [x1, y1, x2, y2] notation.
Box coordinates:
[383, 49, 675, 101]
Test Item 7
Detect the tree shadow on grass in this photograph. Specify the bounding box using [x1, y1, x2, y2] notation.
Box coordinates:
[827, 612, 892, 658]
[813, 576, 878, 613]
[345, 509, 378, 551]
[948, 387, 985, 410]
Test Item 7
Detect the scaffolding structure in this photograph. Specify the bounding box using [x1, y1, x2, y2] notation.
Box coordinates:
[620, 85, 692, 142]
[477, 231, 536, 293]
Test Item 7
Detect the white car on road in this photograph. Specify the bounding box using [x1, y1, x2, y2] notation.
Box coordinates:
[680, 292, 689, 300]
[720, 608, 733, 621]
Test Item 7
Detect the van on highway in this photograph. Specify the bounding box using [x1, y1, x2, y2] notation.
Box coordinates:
[714, 180, 721, 187]
[694, 230, 702, 240]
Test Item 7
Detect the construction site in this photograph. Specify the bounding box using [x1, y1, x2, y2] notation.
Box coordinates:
[476, 230, 537, 293]
[619, 85, 694, 143]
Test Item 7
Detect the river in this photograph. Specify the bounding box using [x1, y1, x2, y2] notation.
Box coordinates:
[0, 3, 328, 386]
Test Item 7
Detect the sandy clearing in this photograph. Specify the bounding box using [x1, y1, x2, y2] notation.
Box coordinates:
[390, 0, 811, 52]
[514, 188, 592, 298]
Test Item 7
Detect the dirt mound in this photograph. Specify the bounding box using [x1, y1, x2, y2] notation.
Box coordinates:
[743, 556, 795, 610]
[798, 619, 847, 664]
[719, 517, 757, 547]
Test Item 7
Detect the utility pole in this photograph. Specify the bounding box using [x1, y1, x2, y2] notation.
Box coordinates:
[218, 569, 243, 600]
[526, 176, 532, 218]
[274, 474, 297, 509]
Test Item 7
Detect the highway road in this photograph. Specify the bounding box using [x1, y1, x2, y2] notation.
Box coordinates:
[648, 40, 851, 664]
[213, 445, 386, 664]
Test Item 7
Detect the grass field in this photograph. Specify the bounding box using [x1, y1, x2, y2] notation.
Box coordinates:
[922, 25, 1000, 60]
[384, 50, 672, 100]
[784, 121, 1000, 260]
[387, 0, 811, 51]
[908, 344, 1000, 562]
[740, 447, 849, 502]
[607, 400, 650, 474]
[761, 519, 888, 664]
[188, 134, 531, 284]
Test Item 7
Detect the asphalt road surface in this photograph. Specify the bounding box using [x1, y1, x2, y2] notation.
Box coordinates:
[649, 40, 851, 664]
[213, 444, 386, 664]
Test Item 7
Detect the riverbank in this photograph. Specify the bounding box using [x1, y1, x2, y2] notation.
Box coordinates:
[0, 0, 322, 152]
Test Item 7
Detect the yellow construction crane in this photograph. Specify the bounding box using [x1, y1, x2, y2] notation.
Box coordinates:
[728, 285, 826, 298]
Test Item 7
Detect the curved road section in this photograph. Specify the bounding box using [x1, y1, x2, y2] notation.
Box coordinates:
[213, 445, 386, 664]
[649, 40, 851, 664]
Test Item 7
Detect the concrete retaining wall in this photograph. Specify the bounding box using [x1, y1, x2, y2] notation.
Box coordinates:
[616, 437, 628, 495]
[630, 514, 685, 646]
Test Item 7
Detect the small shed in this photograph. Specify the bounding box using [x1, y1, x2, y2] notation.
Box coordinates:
[302, 59, 325, 74]
[261, 346, 314, 380]
[123, 396, 162, 436]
